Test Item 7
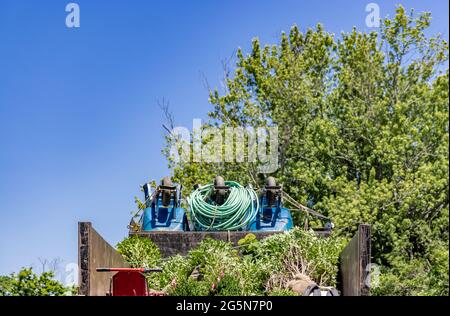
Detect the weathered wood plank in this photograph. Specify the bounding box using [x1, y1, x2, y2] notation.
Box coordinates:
[78, 222, 129, 296]
[339, 224, 371, 296]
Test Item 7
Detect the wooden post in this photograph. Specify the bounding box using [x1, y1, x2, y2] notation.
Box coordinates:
[339, 224, 371, 296]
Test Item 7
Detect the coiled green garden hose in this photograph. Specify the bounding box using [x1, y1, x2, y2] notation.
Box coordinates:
[187, 181, 259, 231]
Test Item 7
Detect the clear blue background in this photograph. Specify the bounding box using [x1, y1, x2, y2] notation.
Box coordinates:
[0, 0, 448, 278]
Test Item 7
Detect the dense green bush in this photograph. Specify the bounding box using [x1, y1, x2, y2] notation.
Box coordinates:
[267, 289, 299, 296]
[168, 277, 211, 296]
[116, 235, 161, 268]
[118, 229, 344, 296]
[167, 238, 262, 296]
[251, 228, 345, 289]
[147, 254, 191, 292]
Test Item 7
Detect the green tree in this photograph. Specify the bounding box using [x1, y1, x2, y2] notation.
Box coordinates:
[0, 268, 75, 296]
[164, 6, 448, 295]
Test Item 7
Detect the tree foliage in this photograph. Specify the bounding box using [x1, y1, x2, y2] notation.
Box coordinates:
[0, 268, 74, 296]
[164, 6, 449, 295]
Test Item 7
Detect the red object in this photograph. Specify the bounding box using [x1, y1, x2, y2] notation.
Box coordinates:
[96, 268, 166, 296]
[112, 270, 148, 296]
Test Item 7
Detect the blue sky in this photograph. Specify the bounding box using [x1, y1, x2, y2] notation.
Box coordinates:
[0, 0, 448, 278]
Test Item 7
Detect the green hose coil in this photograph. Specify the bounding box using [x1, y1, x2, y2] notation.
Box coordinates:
[187, 181, 259, 231]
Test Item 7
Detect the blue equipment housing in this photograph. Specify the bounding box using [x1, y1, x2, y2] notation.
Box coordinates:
[141, 182, 189, 232]
[248, 184, 293, 232]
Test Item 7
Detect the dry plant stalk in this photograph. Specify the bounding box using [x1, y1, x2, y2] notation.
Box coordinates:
[265, 244, 321, 292]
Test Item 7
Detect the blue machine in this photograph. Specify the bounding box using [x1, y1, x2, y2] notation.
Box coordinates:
[140, 177, 189, 231]
[248, 177, 294, 232]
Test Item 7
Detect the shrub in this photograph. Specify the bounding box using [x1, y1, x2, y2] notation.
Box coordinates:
[213, 274, 244, 296]
[237, 233, 260, 256]
[118, 229, 344, 296]
[116, 235, 161, 268]
[267, 289, 299, 296]
[255, 228, 345, 287]
[169, 277, 211, 296]
[148, 254, 191, 291]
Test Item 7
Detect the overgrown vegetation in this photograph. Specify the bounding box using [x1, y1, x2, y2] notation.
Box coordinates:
[0, 268, 75, 296]
[117, 230, 344, 296]
[117, 235, 161, 268]
[164, 6, 449, 296]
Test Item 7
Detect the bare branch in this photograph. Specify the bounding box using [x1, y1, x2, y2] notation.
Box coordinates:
[220, 50, 237, 93]
[199, 71, 211, 92]
[158, 97, 175, 131]
[38, 257, 48, 273]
